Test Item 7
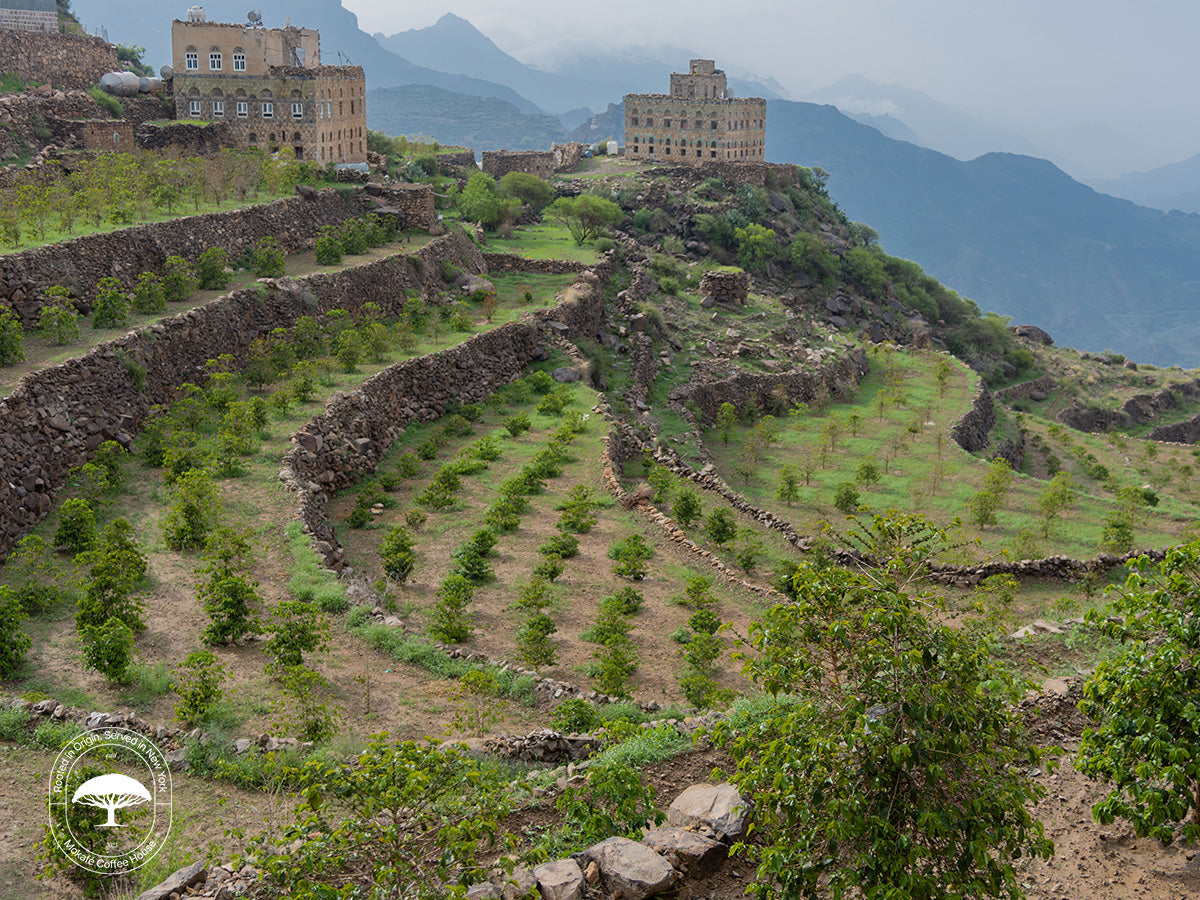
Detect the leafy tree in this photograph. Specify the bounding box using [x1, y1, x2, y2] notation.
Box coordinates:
[787, 231, 837, 285]
[776, 465, 801, 505]
[459, 171, 516, 230]
[498, 171, 554, 211]
[833, 481, 860, 514]
[0, 587, 32, 677]
[430, 573, 474, 643]
[717, 401, 737, 445]
[264, 599, 330, 673]
[172, 650, 226, 725]
[647, 464, 673, 504]
[76, 518, 147, 633]
[1077, 543, 1200, 841]
[161, 255, 198, 302]
[54, 497, 97, 553]
[672, 487, 703, 526]
[516, 612, 557, 669]
[38, 286, 79, 344]
[734, 223, 777, 270]
[608, 534, 654, 580]
[81, 616, 135, 683]
[380, 525, 416, 583]
[131, 271, 165, 314]
[245, 736, 512, 898]
[716, 518, 1054, 900]
[705, 508, 738, 546]
[162, 467, 222, 550]
[195, 247, 231, 290]
[546, 194, 623, 245]
[91, 276, 130, 328]
[854, 458, 882, 491]
[198, 527, 262, 645]
[314, 225, 344, 265]
[0, 309, 25, 365]
[252, 236, 285, 277]
[276, 663, 339, 742]
[1037, 471, 1076, 538]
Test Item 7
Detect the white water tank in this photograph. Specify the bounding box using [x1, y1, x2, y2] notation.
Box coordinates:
[186, 6, 206, 22]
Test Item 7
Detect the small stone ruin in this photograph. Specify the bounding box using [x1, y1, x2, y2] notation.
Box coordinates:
[699, 268, 749, 307]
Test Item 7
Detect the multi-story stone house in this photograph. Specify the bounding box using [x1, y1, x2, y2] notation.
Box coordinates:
[170, 12, 365, 164]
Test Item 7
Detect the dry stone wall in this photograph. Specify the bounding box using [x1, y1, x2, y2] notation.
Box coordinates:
[481, 252, 589, 276]
[0, 187, 368, 325]
[282, 264, 610, 570]
[480, 149, 554, 180]
[0, 229, 485, 558]
[0, 31, 116, 89]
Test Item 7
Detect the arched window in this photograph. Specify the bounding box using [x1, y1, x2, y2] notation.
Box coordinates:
[233, 47, 246, 71]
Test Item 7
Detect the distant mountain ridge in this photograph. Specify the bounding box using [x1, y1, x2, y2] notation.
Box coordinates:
[367, 85, 565, 152]
[1091, 153, 1200, 214]
[766, 100, 1200, 367]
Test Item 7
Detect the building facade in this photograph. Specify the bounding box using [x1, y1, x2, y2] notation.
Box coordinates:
[0, 0, 56, 32]
[170, 16, 366, 165]
[624, 59, 765, 165]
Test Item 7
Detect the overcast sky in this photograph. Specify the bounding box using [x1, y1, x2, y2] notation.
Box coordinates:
[342, 0, 1200, 175]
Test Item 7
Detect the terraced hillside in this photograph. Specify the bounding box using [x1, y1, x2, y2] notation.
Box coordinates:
[1, 157, 1198, 900]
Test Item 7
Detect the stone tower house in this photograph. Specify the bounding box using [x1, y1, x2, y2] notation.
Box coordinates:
[624, 59, 766, 164]
[170, 13, 366, 165]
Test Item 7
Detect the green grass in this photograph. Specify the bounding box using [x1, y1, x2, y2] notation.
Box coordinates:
[485, 223, 600, 263]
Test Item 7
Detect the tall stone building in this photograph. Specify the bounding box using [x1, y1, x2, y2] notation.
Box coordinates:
[0, 0, 57, 32]
[624, 60, 765, 164]
[170, 13, 366, 165]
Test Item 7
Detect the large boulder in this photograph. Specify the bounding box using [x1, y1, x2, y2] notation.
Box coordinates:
[532, 858, 585, 900]
[666, 783, 751, 843]
[642, 826, 728, 878]
[574, 836, 678, 899]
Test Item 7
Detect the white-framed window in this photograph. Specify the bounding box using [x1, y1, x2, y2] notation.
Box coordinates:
[185, 50, 198, 70]
[188, 99, 201, 117]
[262, 101, 274, 119]
[212, 99, 224, 117]
[233, 52, 245, 72]
[209, 51, 222, 71]
[291, 102, 303, 119]
[236, 100, 248, 118]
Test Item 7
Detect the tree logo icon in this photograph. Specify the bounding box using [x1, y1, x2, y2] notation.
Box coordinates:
[47, 727, 172, 876]
[72, 773, 152, 827]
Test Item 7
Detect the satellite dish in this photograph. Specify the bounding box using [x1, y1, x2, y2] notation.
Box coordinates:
[247, 9, 261, 22]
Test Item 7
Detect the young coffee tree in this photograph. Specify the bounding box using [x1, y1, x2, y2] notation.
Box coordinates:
[716, 514, 1054, 900]
[1077, 542, 1200, 842]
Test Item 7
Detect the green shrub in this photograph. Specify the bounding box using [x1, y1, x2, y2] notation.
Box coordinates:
[540, 532, 579, 559]
[314, 226, 344, 265]
[91, 276, 130, 328]
[172, 650, 226, 725]
[704, 508, 737, 546]
[132, 271, 166, 314]
[80, 616, 135, 683]
[37, 288, 79, 345]
[557, 485, 599, 533]
[396, 451, 421, 477]
[0, 588, 31, 677]
[380, 525, 416, 583]
[252, 236, 286, 277]
[162, 255, 199, 302]
[196, 247, 231, 290]
[75, 518, 147, 633]
[264, 599, 330, 673]
[608, 534, 654, 580]
[551, 698, 600, 733]
[672, 488, 703, 526]
[516, 612, 557, 669]
[503, 413, 532, 437]
[430, 573, 474, 642]
[162, 468, 222, 550]
[54, 498, 97, 553]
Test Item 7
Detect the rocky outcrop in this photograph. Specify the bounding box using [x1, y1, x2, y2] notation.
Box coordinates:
[950, 382, 995, 452]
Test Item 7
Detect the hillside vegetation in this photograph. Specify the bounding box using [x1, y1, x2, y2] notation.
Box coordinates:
[2, 151, 1200, 900]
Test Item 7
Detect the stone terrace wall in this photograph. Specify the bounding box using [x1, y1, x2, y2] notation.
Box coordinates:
[481, 149, 554, 180]
[950, 383, 995, 453]
[136, 121, 231, 155]
[282, 269, 611, 570]
[673, 348, 869, 426]
[481, 252, 589, 276]
[552, 141, 585, 171]
[436, 150, 477, 171]
[0, 31, 116, 89]
[0, 229, 485, 558]
[0, 188, 368, 325]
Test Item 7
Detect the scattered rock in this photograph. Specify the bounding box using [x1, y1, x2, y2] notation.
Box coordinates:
[667, 783, 751, 843]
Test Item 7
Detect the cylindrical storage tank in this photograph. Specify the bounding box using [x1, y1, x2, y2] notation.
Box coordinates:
[99, 71, 140, 97]
[139, 76, 164, 93]
[159, 65, 174, 80]
[606, 140, 618, 156]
